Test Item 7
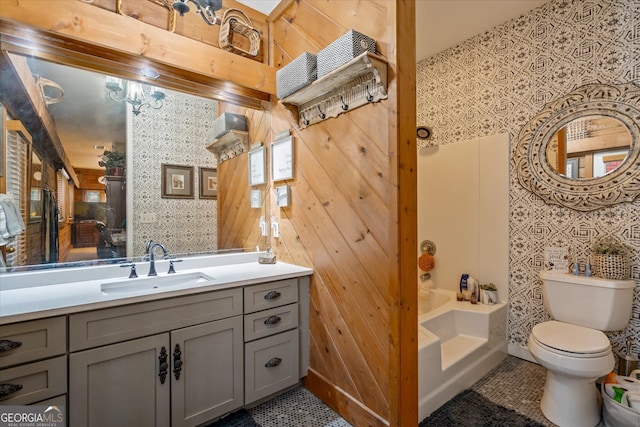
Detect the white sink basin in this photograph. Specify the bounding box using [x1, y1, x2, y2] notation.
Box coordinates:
[101, 272, 215, 295]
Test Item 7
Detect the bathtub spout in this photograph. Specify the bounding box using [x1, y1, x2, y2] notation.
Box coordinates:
[420, 272, 431, 282]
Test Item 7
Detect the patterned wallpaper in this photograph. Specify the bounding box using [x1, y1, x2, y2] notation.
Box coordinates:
[417, 0, 640, 356]
[130, 89, 218, 257]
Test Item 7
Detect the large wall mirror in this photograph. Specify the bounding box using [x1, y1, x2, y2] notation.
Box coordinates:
[0, 34, 269, 271]
[514, 82, 640, 211]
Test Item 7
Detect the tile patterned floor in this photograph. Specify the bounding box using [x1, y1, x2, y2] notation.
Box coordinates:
[229, 355, 607, 426]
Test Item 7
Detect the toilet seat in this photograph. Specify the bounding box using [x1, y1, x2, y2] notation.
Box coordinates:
[531, 321, 611, 358]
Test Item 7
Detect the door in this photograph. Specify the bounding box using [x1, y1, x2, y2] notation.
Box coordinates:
[69, 333, 170, 427]
[171, 316, 243, 427]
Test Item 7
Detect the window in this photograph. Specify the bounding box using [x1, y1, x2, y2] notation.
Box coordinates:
[56, 169, 69, 223]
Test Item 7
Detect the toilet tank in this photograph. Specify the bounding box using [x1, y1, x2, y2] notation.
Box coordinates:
[540, 270, 635, 331]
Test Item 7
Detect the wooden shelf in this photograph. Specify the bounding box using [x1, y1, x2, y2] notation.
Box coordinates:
[205, 130, 250, 163]
[280, 52, 388, 129]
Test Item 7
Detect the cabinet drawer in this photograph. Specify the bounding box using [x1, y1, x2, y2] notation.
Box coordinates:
[69, 288, 242, 351]
[244, 304, 298, 342]
[0, 356, 67, 405]
[244, 329, 299, 404]
[244, 279, 298, 314]
[0, 317, 66, 368]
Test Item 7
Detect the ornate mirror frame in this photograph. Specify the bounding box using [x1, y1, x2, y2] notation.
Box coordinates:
[514, 82, 640, 211]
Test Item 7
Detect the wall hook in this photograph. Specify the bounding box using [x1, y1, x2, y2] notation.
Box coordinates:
[301, 111, 310, 126]
[317, 105, 326, 119]
[340, 95, 349, 111]
[365, 84, 374, 102]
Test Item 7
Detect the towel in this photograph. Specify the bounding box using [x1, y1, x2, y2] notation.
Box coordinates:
[0, 201, 26, 238]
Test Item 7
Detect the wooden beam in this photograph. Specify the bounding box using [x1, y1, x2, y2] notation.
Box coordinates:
[0, 51, 80, 188]
[0, 0, 276, 100]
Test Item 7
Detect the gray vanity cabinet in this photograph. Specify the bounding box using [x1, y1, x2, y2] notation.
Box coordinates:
[1, 274, 310, 427]
[69, 333, 171, 427]
[69, 318, 243, 427]
[68, 288, 244, 427]
[170, 316, 243, 427]
[0, 316, 67, 407]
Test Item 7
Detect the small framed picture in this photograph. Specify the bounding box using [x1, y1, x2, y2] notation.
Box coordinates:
[161, 164, 194, 199]
[271, 136, 294, 182]
[199, 167, 217, 199]
[248, 145, 266, 186]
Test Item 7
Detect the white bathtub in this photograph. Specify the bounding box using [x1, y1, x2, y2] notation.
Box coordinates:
[418, 288, 507, 420]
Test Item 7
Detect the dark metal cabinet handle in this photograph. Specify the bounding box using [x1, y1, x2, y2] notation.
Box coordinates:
[265, 357, 282, 368]
[264, 291, 281, 300]
[0, 383, 23, 398]
[0, 339, 22, 353]
[158, 346, 168, 384]
[173, 344, 183, 380]
[264, 315, 281, 325]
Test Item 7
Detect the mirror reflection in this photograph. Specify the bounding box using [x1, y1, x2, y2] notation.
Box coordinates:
[29, 150, 42, 222]
[546, 115, 631, 179]
[1, 50, 267, 270]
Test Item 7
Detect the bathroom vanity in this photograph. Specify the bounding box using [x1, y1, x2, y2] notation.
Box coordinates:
[0, 253, 312, 427]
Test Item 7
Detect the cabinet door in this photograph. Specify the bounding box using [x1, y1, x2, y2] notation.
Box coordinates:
[69, 334, 170, 427]
[171, 316, 243, 427]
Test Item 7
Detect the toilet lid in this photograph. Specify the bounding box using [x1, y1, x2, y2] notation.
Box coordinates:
[532, 321, 611, 355]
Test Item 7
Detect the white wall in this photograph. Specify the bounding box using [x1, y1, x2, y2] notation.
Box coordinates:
[418, 134, 509, 302]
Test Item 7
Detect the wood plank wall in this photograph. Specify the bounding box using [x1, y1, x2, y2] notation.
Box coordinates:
[217, 102, 269, 251]
[263, 1, 417, 425]
[0, 1, 418, 424]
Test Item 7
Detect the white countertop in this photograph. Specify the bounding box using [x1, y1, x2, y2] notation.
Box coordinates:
[0, 253, 313, 324]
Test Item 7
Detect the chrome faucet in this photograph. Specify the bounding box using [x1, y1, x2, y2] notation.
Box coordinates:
[146, 241, 168, 276]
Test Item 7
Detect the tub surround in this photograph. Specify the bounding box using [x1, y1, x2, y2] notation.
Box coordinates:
[0, 252, 313, 324]
[418, 289, 507, 419]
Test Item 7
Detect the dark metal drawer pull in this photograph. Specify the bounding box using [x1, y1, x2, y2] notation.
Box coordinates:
[264, 291, 281, 300]
[0, 340, 22, 353]
[265, 357, 282, 368]
[0, 383, 23, 398]
[264, 315, 281, 325]
[158, 346, 168, 384]
[173, 344, 183, 380]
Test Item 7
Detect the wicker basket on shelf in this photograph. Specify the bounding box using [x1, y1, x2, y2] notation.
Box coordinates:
[592, 253, 630, 280]
[219, 8, 261, 58]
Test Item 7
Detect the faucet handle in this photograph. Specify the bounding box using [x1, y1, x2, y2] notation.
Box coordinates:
[168, 259, 183, 274]
[120, 263, 138, 278]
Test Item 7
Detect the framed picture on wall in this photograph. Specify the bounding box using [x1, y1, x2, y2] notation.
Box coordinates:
[161, 164, 194, 199]
[271, 136, 294, 182]
[199, 167, 217, 199]
[248, 145, 266, 186]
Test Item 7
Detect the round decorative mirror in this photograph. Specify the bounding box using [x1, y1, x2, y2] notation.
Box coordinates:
[514, 82, 640, 211]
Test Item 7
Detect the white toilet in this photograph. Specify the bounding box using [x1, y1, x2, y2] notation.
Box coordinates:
[528, 270, 635, 427]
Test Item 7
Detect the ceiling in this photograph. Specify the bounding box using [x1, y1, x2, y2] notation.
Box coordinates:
[238, 0, 549, 61]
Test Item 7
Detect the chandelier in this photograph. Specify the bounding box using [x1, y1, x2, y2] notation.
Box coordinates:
[172, 0, 223, 25]
[105, 76, 165, 116]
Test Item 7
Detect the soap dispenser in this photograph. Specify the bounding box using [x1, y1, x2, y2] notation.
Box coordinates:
[258, 248, 277, 264]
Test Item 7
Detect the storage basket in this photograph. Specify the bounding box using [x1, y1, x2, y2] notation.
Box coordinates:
[219, 8, 261, 58]
[276, 52, 317, 99]
[317, 29, 376, 78]
[601, 374, 640, 427]
[210, 112, 248, 140]
[593, 254, 630, 280]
